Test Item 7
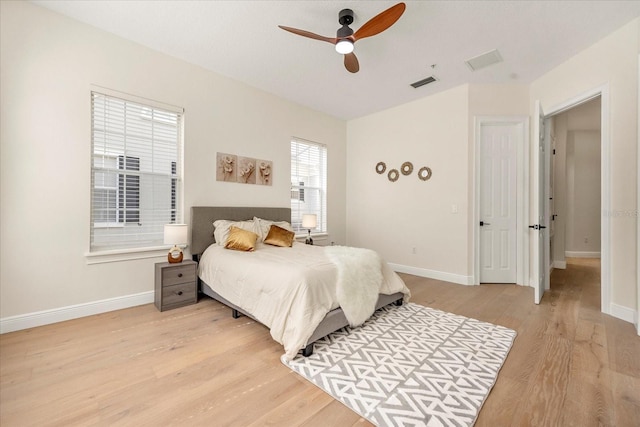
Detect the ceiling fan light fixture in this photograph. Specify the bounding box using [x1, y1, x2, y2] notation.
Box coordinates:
[335, 39, 354, 54]
[278, 3, 405, 73]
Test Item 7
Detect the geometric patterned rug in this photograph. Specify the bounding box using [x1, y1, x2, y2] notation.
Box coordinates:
[281, 303, 517, 427]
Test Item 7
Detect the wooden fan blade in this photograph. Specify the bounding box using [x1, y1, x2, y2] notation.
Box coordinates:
[353, 2, 406, 42]
[344, 52, 359, 73]
[278, 25, 337, 44]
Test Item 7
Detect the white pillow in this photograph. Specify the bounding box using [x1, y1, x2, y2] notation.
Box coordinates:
[213, 219, 257, 245]
[253, 217, 294, 242]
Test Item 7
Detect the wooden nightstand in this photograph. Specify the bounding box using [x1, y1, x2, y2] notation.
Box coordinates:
[154, 260, 198, 312]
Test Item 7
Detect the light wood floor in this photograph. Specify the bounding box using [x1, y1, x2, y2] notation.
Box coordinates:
[1, 258, 638, 426]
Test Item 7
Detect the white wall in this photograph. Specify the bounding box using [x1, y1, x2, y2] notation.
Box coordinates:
[347, 85, 470, 282]
[0, 1, 346, 324]
[346, 84, 529, 284]
[565, 130, 602, 255]
[530, 18, 639, 316]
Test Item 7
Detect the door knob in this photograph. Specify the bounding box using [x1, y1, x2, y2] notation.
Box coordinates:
[480, 221, 491, 226]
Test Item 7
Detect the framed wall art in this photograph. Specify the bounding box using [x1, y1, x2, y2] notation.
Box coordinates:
[217, 152, 272, 186]
[257, 160, 272, 186]
[216, 153, 237, 182]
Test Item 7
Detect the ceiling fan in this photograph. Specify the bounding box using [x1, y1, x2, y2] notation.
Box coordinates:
[278, 2, 406, 73]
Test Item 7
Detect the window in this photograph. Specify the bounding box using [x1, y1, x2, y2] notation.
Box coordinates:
[90, 90, 183, 252]
[291, 138, 327, 234]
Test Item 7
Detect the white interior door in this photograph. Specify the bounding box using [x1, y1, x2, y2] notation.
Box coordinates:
[479, 123, 517, 283]
[532, 101, 550, 304]
[543, 117, 552, 292]
[548, 119, 555, 269]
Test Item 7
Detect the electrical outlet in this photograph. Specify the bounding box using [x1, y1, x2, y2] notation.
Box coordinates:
[412, 247, 417, 254]
[584, 237, 589, 244]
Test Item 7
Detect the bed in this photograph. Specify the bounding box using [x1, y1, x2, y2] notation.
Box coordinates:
[190, 206, 410, 359]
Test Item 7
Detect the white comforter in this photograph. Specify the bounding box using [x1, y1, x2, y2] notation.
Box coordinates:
[198, 242, 410, 360]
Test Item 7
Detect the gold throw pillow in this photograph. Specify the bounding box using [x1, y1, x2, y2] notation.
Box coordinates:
[264, 225, 295, 247]
[224, 226, 258, 251]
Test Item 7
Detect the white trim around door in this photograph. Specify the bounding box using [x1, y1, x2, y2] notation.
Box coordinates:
[542, 84, 611, 317]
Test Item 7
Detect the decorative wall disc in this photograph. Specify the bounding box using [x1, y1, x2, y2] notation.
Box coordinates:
[418, 166, 432, 181]
[401, 161, 413, 175]
[375, 162, 387, 174]
[388, 169, 399, 182]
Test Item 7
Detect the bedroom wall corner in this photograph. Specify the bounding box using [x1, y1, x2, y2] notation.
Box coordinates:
[0, 1, 347, 326]
[346, 85, 471, 280]
[345, 83, 529, 285]
[530, 17, 640, 319]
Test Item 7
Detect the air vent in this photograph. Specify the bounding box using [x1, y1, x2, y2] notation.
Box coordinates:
[465, 49, 503, 71]
[410, 76, 438, 89]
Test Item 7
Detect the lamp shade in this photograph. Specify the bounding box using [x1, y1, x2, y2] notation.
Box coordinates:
[302, 214, 317, 229]
[164, 224, 188, 245]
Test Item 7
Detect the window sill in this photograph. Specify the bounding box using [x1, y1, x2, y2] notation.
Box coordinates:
[295, 232, 328, 238]
[85, 245, 186, 265]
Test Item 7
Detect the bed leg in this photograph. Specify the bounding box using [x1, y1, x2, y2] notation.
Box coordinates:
[302, 343, 314, 357]
[232, 309, 240, 319]
[395, 298, 403, 306]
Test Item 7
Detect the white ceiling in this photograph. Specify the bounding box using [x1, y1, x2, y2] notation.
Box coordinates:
[32, 1, 640, 120]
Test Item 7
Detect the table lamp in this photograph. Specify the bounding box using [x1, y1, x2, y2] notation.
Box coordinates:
[302, 214, 317, 245]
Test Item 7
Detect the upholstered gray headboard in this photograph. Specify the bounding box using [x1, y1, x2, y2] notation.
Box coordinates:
[190, 206, 291, 258]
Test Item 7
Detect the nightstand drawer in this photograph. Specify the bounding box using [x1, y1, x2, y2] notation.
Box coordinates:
[162, 264, 196, 286]
[162, 282, 197, 307]
[155, 260, 198, 312]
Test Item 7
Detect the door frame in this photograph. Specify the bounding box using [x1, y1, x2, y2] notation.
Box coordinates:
[537, 84, 611, 315]
[473, 116, 529, 286]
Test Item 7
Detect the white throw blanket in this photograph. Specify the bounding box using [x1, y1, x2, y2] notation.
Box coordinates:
[324, 246, 383, 327]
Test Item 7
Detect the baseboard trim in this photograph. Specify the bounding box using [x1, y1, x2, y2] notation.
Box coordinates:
[565, 251, 601, 258]
[0, 291, 154, 334]
[609, 303, 636, 324]
[389, 263, 474, 286]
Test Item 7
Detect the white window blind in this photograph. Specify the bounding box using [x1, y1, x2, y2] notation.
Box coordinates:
[291, 138, 327, 234]
[90, 91, 183, 252]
